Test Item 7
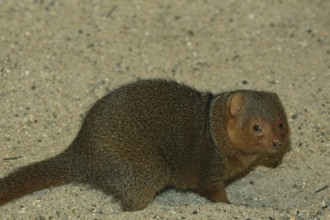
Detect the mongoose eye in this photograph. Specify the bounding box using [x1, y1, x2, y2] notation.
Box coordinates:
[279, 122, 284, 129]
[252, 124, 262, 133]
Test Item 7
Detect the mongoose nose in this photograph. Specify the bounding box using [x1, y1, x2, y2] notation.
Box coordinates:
[272, 140, 282, 147]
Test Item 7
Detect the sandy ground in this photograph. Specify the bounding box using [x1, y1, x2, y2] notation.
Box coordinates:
[0, 0, 329, 219]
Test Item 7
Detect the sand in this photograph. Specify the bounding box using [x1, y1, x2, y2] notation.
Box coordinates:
[0, 0, 329, 219]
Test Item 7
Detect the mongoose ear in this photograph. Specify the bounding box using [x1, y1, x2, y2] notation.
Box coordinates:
[272, 92, 281, 102]
[229, 92, 245, 117]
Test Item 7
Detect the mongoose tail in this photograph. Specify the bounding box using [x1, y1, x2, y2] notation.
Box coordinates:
[0, 150, 74, 206]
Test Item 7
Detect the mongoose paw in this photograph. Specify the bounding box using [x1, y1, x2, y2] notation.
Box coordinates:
[197, 183, 231, 204]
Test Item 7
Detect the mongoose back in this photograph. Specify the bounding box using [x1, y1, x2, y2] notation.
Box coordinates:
[0, 79, 290, 211]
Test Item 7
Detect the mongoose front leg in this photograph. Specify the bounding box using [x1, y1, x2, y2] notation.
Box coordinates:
[197, 182, 231, 204]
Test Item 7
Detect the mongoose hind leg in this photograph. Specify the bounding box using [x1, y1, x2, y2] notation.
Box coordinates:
[109, 170, 168, 211]
[100, 147, 170, 211]
[92, 168, 167, 211]
[119, 185, 158, 211]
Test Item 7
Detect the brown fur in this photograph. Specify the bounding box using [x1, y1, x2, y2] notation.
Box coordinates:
[0, 79, 290, 211]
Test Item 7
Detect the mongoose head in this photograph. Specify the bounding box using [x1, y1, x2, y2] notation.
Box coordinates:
[226, 91, 290, 154]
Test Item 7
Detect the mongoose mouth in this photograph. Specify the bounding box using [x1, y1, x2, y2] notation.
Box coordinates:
[266, 144, 281, 154]
[267, 147, 279, 154]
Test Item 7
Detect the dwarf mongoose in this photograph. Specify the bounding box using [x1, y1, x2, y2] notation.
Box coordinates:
[0, 79, 290, 211]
